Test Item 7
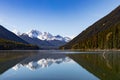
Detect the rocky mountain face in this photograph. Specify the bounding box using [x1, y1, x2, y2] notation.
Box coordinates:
[15, 30, 71, 49]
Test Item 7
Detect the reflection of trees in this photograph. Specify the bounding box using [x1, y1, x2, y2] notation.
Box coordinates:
[0, 51, 39, 74]
[68, 51, 120, 80]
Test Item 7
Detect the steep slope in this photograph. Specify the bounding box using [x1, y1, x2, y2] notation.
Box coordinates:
[0, 25, 39, 50]
[61, 5, 120, 49]
[0, 25, 28, 44]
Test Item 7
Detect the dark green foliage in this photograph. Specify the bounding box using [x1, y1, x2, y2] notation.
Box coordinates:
[61, 6, 120, 49]
[68, 52, 120, 80]
[0, 25, 40, 50]
[0, 25, 28, 44]
[0, 38, 39, 50]
[0, 51, 38, 74]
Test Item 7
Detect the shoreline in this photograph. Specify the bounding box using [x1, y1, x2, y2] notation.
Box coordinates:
[61, 49, 120, 52]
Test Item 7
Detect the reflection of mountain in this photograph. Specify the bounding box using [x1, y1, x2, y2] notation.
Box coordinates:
[0, 51, 39, 74]
[13, 54, 71, 70]
[68, 51, 120, 80]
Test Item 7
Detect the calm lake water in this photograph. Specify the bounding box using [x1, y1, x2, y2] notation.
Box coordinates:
[0, 50, 120, 80]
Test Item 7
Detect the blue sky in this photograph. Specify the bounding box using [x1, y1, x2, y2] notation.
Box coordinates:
[0, 0, 120, 38]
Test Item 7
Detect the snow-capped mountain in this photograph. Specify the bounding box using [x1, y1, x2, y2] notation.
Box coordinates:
[26, 30, 71, 42]
[13, 29, 71, 49]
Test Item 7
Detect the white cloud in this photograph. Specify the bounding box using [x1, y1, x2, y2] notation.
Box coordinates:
[12, 29, 21, 35]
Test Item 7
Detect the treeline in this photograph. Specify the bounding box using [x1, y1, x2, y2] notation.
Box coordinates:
[61, 6, 120, 50]
[70, 22, 120, 49]
[0, 38, 39, 50]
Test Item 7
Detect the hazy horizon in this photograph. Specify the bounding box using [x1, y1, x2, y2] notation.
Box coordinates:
[0, 0, 120, 38]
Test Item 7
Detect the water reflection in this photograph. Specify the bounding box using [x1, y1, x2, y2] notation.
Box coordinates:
[0, 50, 39, 74]
[0, 50, 99, 80]
[12, 54, 71, 70]
[68, 51, 120, 80]
[0, 50, 119, 80]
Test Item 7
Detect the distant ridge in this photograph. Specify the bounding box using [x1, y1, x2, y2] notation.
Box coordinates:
[15, 30, 71, 49]
[14, 29, 71, 42]
[61, 5, 120, 49]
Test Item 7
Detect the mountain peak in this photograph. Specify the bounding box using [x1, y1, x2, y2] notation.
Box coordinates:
[27, 30, 42, 38]
[18, 29, 71, 42]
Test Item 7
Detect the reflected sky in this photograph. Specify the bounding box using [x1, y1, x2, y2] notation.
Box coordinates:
[0, 51, 99, 80]
[1, 50, 119, 80]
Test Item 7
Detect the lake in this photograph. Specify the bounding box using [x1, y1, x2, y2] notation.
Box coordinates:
[0, 50, 120, 80]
